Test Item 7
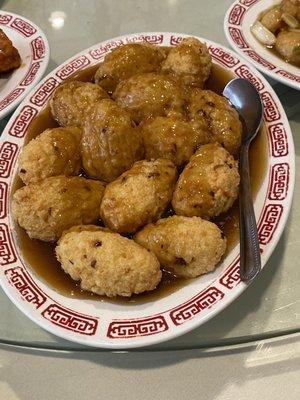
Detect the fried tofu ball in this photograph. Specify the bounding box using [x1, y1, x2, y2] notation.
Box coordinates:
[172, 143, 239, 219]
[12, 176, 105, 242]
[188, 89, 242, 156]
[135, 216, 226, 278]
[113, 73, 185, 123]
[141, 116, 209, 166]
[94, 43, 165, 93]
[18, 127, 82, 185]
[56, 229, 161, 297]
[50, 81, 109, 127]
[161, 37, 212, 88]
[275, 30, 300, 66]
[100, 159, 177, 233]
[81, 99, 143, 182]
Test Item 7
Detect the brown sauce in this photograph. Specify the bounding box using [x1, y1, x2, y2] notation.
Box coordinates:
[12, 62, 268, 304]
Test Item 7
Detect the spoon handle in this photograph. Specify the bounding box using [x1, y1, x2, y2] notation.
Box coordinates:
[239, 142, 261, 281]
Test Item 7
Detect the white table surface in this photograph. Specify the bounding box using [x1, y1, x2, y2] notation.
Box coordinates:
[0, 0, 299, 398]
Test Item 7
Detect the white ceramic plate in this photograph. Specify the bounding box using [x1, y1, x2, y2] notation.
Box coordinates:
[224, 0, 300, 90]
[0, 11, 50, 119]
[0, 32, 295, 349]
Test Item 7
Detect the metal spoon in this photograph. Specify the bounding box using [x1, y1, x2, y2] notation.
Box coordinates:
[223, 78, 263, 282]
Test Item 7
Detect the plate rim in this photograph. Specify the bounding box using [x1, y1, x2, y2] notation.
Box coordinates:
[0, 31, 295, 349]
[0, 10, 50, 119]
[223, 0, 300, 91]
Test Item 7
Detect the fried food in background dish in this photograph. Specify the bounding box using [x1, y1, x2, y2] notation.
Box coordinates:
[135, 215, 226, 278]
[0, 29, 21, 73]
[188, 89, 242, 156]
[100, 159, 177, 233]
[161, 37, 212, 88]
[172, 143, 239, 219]
[275, 30, 300, 66]
[113, 72, 185, 123]
[81, 99, 143, 182]
[94, 43, 165, 93]
[56, 229, 161, 297]
[12, 176, 105, 242]
[50, 81, 109, 127]
[141, 116, 209, 166]
[18, 127, 82, 185]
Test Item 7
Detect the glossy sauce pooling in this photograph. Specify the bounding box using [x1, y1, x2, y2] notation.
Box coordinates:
[13, 62, 268, 304]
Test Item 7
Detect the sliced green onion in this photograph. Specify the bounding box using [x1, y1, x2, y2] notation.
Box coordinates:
[251, 21, 277, 46]
[282, 13, 299, 28]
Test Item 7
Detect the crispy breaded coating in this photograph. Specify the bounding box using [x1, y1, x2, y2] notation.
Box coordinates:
[113, 73, 185, 123]
[100, 159, 177, 233]
[50, 81, 109, 127]
[56, 229, 162, 297]
[135, 215, 226, 278]
[81, 99, 143, 182]
[12, 176, 105, 242]
[94, 42, 165, 93]
[188, 89, 242, 156]
[172, 143, 240, 219]
[161, 37, 212, 88]
[141, 116, 209, 166]
[0, 29, 21, 73]
[18, 127, 82, 185]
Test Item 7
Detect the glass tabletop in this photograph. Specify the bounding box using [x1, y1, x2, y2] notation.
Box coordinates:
[0, 0, 299, 351]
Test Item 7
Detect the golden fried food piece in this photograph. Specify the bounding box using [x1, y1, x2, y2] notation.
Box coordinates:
[281, 0, 299, 18]
[141, 116, 209, 166]
[260, 7, 282, 32]
[161, 37, 212, 88]
[0, 29, 21, 73]
[100, 159, 177, 233]
[56, 229, 161, 297]
[188, 89, 242, 156]
[18, 127, 82, 185]
[275, 30, 300, 66]
[49, 81, 109, 127]
[113, 73, 185, 123]
[94, 43, 165, 93]
[135, 216, 226, 278]
[12, 176, 105, 242]
[172, 143, 239, 219]
[81, 99, 143, 182]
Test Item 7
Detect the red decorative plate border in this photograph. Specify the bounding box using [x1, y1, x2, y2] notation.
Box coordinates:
[224, 0, 300, 90]
[0, 11, 50, 119]
[0, 32, 295, 349]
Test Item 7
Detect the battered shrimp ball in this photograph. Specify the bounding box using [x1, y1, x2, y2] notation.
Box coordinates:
[100, 159, 177, 233]
[113, 73, 185, 123]
[18, 127, 82, 185]
[82, 99, 143, 182]
[56, 229, 161, 297]
[172, 143, 240, 219]
[275, 30, 300, 66]
[94, 43, 165, 93]
[141, 116, 209, 166]
[50, 81, 109, 127]
[12, 176, 105, 242]
[161, 37, 212, 88]
[135, 216, 226, 278]
[188, 89, 242, 156]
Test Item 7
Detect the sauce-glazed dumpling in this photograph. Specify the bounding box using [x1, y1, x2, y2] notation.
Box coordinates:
[81, 99, 144, 182]
[94, 43, 165, 93]
[135, 215, 226, 278]
[12, 176, 105, 242]
[100, 159, 177, 233]
[50, 81, 109, 127]
[113, 73, 185, 123]
[161, 37, 212, 88]
[56, 228, 162, 297]
[172, 143, 240, 219]
[18, 127, 82, 185]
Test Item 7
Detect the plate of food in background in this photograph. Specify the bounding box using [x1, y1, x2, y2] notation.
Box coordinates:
[0, 11, 49, 119]
[224, 0, 300, 90]
[0, 32, 295, 348]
